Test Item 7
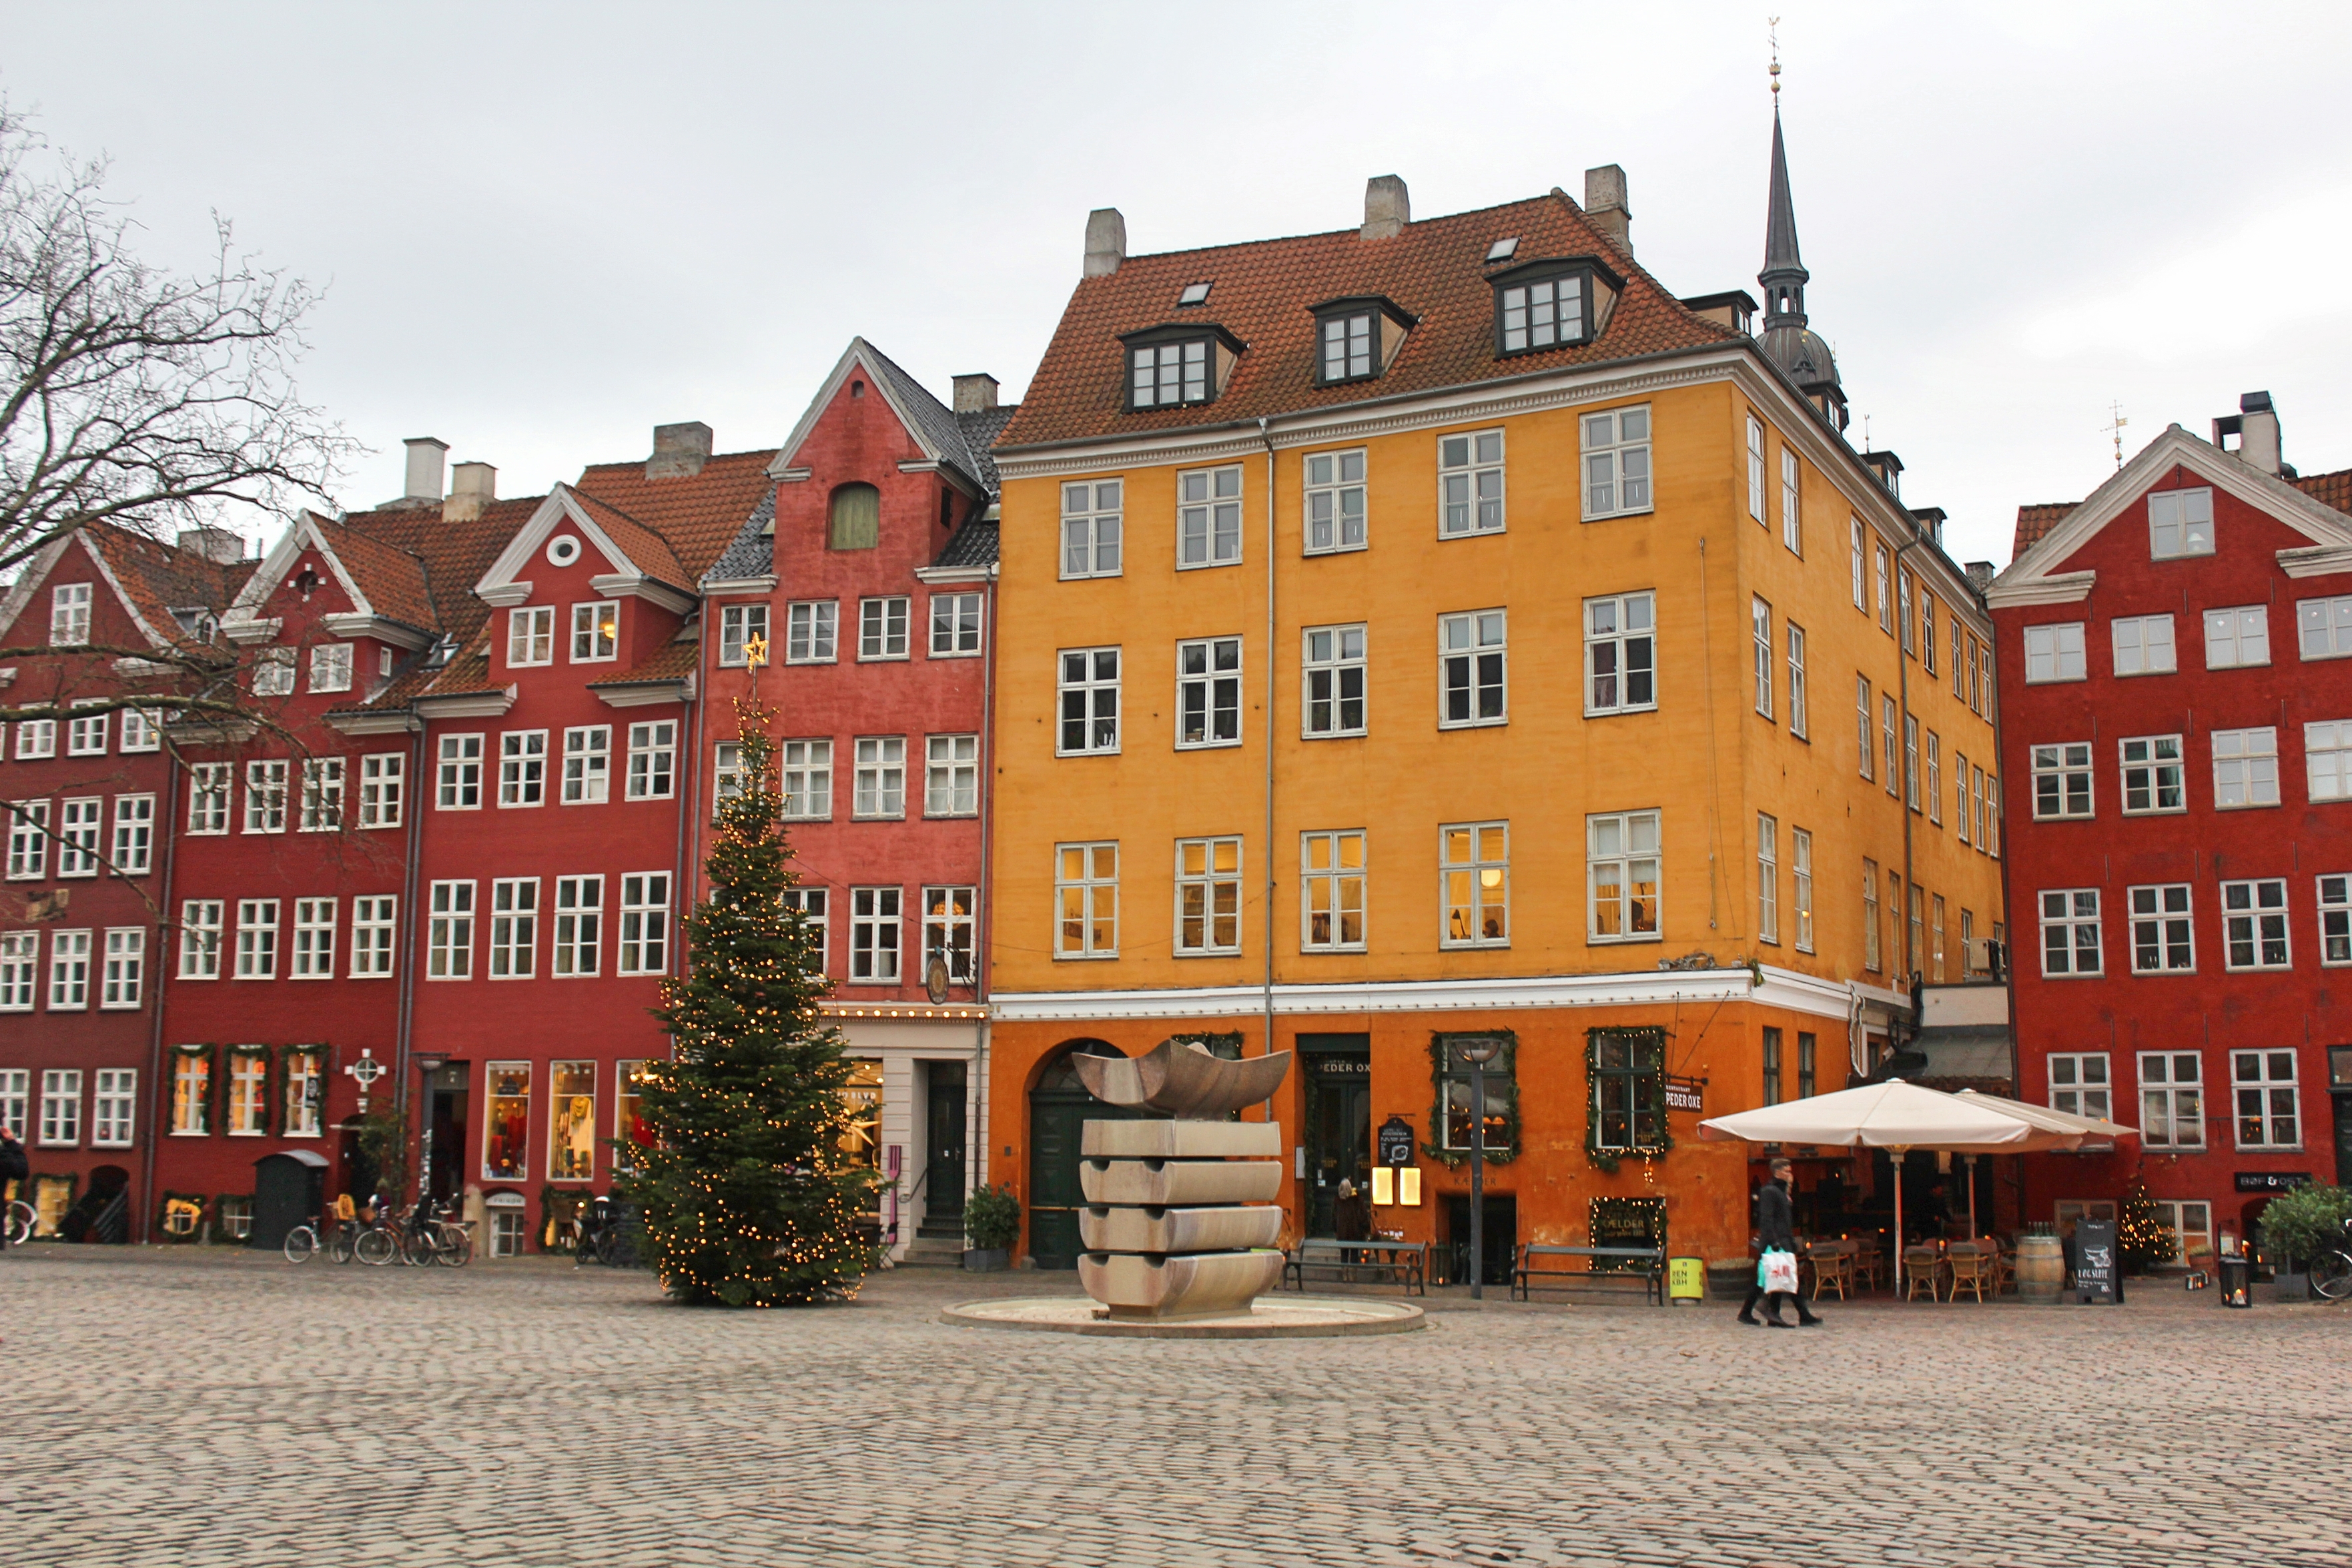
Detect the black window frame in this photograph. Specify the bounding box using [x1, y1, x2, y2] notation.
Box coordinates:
[1489, 258, 1618, 359]
[1432, 1032, 1517, 1156]
[1119, 323, 1244, 414]
[1307, 295, 1416, 389]
[1587, 1025, 1667, 1154]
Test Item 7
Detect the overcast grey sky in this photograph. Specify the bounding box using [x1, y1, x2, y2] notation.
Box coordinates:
[7, 1, 2349, 566]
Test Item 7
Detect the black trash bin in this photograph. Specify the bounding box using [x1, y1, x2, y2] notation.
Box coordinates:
[250, 1150, 330, 1250]
[2219, 1252, 2253, 1308]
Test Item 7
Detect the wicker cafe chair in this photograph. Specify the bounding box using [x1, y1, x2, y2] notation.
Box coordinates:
[1850, 1241, 1888, 1293]
[1945, 1244, 1995, 1304]
[1903, 1246, 1945, 1301]
[1805, 1241, 1854, 1302]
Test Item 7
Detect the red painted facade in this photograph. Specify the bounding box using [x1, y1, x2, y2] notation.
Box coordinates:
[1994, 430, 2352, 1258]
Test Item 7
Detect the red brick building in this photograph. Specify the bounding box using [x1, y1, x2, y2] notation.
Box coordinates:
[1991, 393, 2352, 1259]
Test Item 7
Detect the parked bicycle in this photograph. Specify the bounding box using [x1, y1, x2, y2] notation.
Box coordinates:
[5, 1198, 34, 1246]
[400, 1196, 474, 1268]
[572, 1195, 642, 1269]
[2311, 1217, 2352, 1301]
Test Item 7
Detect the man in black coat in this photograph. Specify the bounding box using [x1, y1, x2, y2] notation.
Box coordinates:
[1738, 1158, 1822, 1326]
[0, 1124, 28, 1250]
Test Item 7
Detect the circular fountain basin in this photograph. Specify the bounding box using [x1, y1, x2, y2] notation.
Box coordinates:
[940, 1294, 1426, 1340]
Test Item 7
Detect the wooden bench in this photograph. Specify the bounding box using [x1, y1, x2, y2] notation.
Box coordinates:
[1511, 1244, 1665, 1304]
[1282, 1238, 1427, 1296]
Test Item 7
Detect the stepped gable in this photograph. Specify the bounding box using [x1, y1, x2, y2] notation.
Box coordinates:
[997, 190, 1737, 450]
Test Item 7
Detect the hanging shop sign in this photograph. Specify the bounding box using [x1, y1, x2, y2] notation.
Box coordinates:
[2234, 1172, 2312, 1192]
[1377, 1116, 1417, 1168]
[1663, 1076, 1705, 1114]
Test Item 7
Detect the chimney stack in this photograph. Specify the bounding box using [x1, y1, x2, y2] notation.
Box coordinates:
[1084, 209, 1126, 278]
[444, 461, 496, 522]
[401, 437, 449, 508]
[648, 421, 713, 480]
[1584, 165, 1631, 254]
[175, 526, 245, 565]
[952, 374, 1000, 414]
[2215, 390, 2282, 476]
[1360, 175, 1409, 241]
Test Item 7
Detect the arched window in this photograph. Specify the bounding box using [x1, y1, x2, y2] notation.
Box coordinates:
[829, 482, 880, 550]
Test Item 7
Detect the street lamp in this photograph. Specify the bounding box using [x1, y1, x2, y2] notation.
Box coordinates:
[1455, 1036, 1501, 1300]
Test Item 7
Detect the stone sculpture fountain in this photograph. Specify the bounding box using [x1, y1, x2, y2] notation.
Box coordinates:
[1070, 1039, 1290, 1321]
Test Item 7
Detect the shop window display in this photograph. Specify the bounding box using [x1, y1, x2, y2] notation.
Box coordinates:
[484, 1063, 531, 1181]
[548, 1061, 597, 1181]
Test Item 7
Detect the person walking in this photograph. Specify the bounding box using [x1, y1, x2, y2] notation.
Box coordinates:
[0, 1124, 28, 1250]
[1738, 1157, 1821, 1327]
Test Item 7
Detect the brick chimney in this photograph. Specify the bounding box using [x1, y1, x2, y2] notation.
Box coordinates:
[1361, 175, 1409, 241]
[444, 461, 496, 523]
[648, 421, 712, 480]
[1084, 209, 1126, 278]
[952, 374, 1000, 414]
[1584, 165, 1631, 254]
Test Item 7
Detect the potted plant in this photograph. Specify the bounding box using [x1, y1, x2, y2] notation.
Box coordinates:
[963, 1182, 1020, 1272]
[2255, 1183, 2352, 1301]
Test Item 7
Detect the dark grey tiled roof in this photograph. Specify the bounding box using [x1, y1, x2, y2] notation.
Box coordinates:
[706, 489, 775, 583]
[931, 520, 998, 570]
[865, 341, 992, 496]
[954, 403, 1019, 496]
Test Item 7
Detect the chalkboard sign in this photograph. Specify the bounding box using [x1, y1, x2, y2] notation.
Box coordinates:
[1377, 1116, 1417, 1168]
[2074, 1218, 2119, 1305]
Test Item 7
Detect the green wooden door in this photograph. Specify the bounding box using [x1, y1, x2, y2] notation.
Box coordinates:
[1028, 1042, 1127, 1270]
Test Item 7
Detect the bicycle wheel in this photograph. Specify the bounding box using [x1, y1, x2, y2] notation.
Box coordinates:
[2312, 1250, 2352, 1301]
[6, 1200, 35, 1246]
[356, 1226, 398, 1266]
[440, 1226, 472, 1268]
[404, 1229, 441, 1267]
[330, 1224, 357, 1265]
[283, 1225, 318, 1264]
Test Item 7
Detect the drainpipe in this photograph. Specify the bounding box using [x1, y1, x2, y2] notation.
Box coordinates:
[1256, 419, 1278, 1089]
[973, 560, 999, 1192]
[392, 715, 425, 1196]
[1894, 535, 1924, 1044]
[137, 748, 183, 1245]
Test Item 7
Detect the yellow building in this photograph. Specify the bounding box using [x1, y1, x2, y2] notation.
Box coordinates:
[985, 127, 2004, 1278]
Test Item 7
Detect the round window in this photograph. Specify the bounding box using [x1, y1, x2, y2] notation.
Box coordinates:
[546, 534, 581, 568]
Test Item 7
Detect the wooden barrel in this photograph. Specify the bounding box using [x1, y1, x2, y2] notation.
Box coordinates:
[2014, 1234, 2064, 1302]
[1707, 1257, 1755, 1300]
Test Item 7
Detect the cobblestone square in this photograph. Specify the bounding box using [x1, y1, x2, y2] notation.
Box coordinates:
[8, 1246, 2346, 1568]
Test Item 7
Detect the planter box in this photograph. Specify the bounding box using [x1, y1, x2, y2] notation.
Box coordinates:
[963, 1248, 1009, 1272]
[2273, 1271, 2309, 1302]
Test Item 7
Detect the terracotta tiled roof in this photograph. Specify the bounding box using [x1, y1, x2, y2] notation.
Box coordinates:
[568, 490, 691, 589]
[589, 636, 699, 688]
[2011, 502, 2077, 560]
[309, 515, 436, 631]
[338, 495, 549, 653]
[2291, 466, 2352, 515]
[572, 448, 777, 582]
[79, 523, 249, 646]
[995, 192, 1739, 450]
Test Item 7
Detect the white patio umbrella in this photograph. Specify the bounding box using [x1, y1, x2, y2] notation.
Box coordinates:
[1698, 1080, 2132, 1296]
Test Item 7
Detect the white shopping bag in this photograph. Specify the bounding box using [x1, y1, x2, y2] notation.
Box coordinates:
[1758, 1248, 1800, 1294]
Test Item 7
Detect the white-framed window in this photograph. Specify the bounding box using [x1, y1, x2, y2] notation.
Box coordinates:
[45, 929, 89, 1010]
[351, 895, 396, 977]
[14, 719, 54, 759]
[783, 886, 827, 975]
[499, 731, 547, 807]
[858, 595, 911, 660]
[1756, 813, 1779, 944]
[299, 757, 344, 831]
[852, 736, 905, 819]
[1177, 637, 1242, 749]
[626, 721, 677, 801]
[100, 928, 143, 1009]
[717, 603, 769, 667]
[2297, 594, 2352, 661]
[1581, 407, 1650, 519]
[570, 601, 619, 662]
[1304, 449, 1366, 554]
[2309, 721, 2352, 801]
[2111, 615, 2177, 676]
[93, 1068, 135, 1148]
[619, 873, 669, 975]
[5, 801, 47, 880]
[2031, 743, 2094, 819]
[1060, 480, 1124, 579]
[2151, 1200, 2214, 1262]
[1441, 821, 1509, 948]
[489, 879, 537, 979]
[360, 752, 404, 827]
[553, 875, 602, 976]
[1856, 677, 1873, 780]
[2319, 874, 2352, 965]
[235, 899, 278, 979]
[2139, 1051, 2205, 1150]
[1952, 623, 1966, 701]
[2024, 623, 2086, 683]
[1974, 765, 1991, 850]
[437, 734, 483, 809]
[713, 741, 744, 808]
[1301, 829, 1366, 951]
[111, 793, 153, 876]
[1882, 696, 1899, 797]
[2048, 1052, 2111, 1120]
[1792, 827, 1814, 953]
[919, 885, 977, 984]
[1899, 571, 1916, 655]
[562, 725, 611, 804]
[1926, 733, 1942, 825]
[2203, 606, 2270, 669]
[292, 898, 336, 979]
[2233, 1050, 2300, 1148]
[280, 1048, 324, 1138]
[252, 647, 296, 697]
[1783, 448, 1803, 554]
[167, 1052, 210, 1136]
[1304, 625, 1368, 737]
[1585, 593, 1654, 717]
[847, 884, 899, 982]
[2222, 879, 2290, 970]
[119, 708, 160, 753]
[1976, 644, 1993, 715]
[508, 605, 554, 667]
[1921, 591, 1936, 671]
[1439, 611, 1507, 728]
[781, 739, 833, 819]
[2039, 889, 2101, 977]
[1058, 647, 1121, 755]
[1745, 416, 1767, 523]
[57, 797, 101, 877]
[0, 931, 37, 1010]
[925, 734, 977, 817]
[1054, 842, 1118, 959]
[2212, 727, 2279, 809]
[2128, 884, 2194, 973]
[1177, 464, 1244, 568]
[1954, 749, 1971, 845]
[1441, 428, 1507, 535]
[1174, 837, 1242, 957]
[1587, 811, 1661, 943]
[786, 600, 839, 662]
[0, 1067, 23, 1136]
[2148, 486, 2215, 558]
[309, 643, 353, 693]
[177, 901, 222, 980]
[40, 1068, 83, 1144]
[1751, 597, 1773, 719]
[49, 582, 92, 645]
[2119, 735, 2185, 814]
[1876, 544, 1892, 633]
[244, 760, 288, 833]
[428, 881, 474, 979]
[67, 707, 107, 756]
[1787, 623, 1808, 737]
[1850, 519, 1867, 610]
[929, 593, 982, 657]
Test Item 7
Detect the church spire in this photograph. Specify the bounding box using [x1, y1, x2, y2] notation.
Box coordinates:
[1753, 35, 1848, 430]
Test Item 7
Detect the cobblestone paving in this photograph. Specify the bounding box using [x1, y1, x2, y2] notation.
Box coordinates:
[6, 1246, 2347, 1567]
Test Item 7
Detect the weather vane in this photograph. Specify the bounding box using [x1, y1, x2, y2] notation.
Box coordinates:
[1770, 17, 1782, 102]
[2102, 402, 2128, 470]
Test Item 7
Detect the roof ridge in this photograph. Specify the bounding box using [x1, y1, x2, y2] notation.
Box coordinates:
[1113, 191, 1570, 266]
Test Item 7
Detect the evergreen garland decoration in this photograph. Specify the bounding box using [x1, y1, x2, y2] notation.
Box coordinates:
[168, 1044, 216, 1135]
[1583, 1026, 1674, 1174]
[2116, 1175, 2178, 1274]
[1421, 1031, 1521, 1168]
[1168, 1030, 1245, 1060]
[617, 698, 876, 1308]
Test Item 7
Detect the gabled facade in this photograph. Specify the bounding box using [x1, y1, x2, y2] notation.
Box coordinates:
[1990, 395, 2352, 1259]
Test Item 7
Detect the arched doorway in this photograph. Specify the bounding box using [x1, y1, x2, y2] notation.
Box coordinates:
[1027, 1040, 1127, 1270]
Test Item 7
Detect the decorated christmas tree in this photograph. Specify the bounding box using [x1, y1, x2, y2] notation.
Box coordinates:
[617, 698, 874, 1306]
[2116, 1176, 2177, 1275]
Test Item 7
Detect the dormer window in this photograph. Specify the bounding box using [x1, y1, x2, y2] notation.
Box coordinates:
[1178, 282, 1212, 307]
[1308, 297, 1415, 388]
[1491, 258, 1622, 357]
[1322, 310, 1374, 382]
[1121, 324, 1244, 412]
